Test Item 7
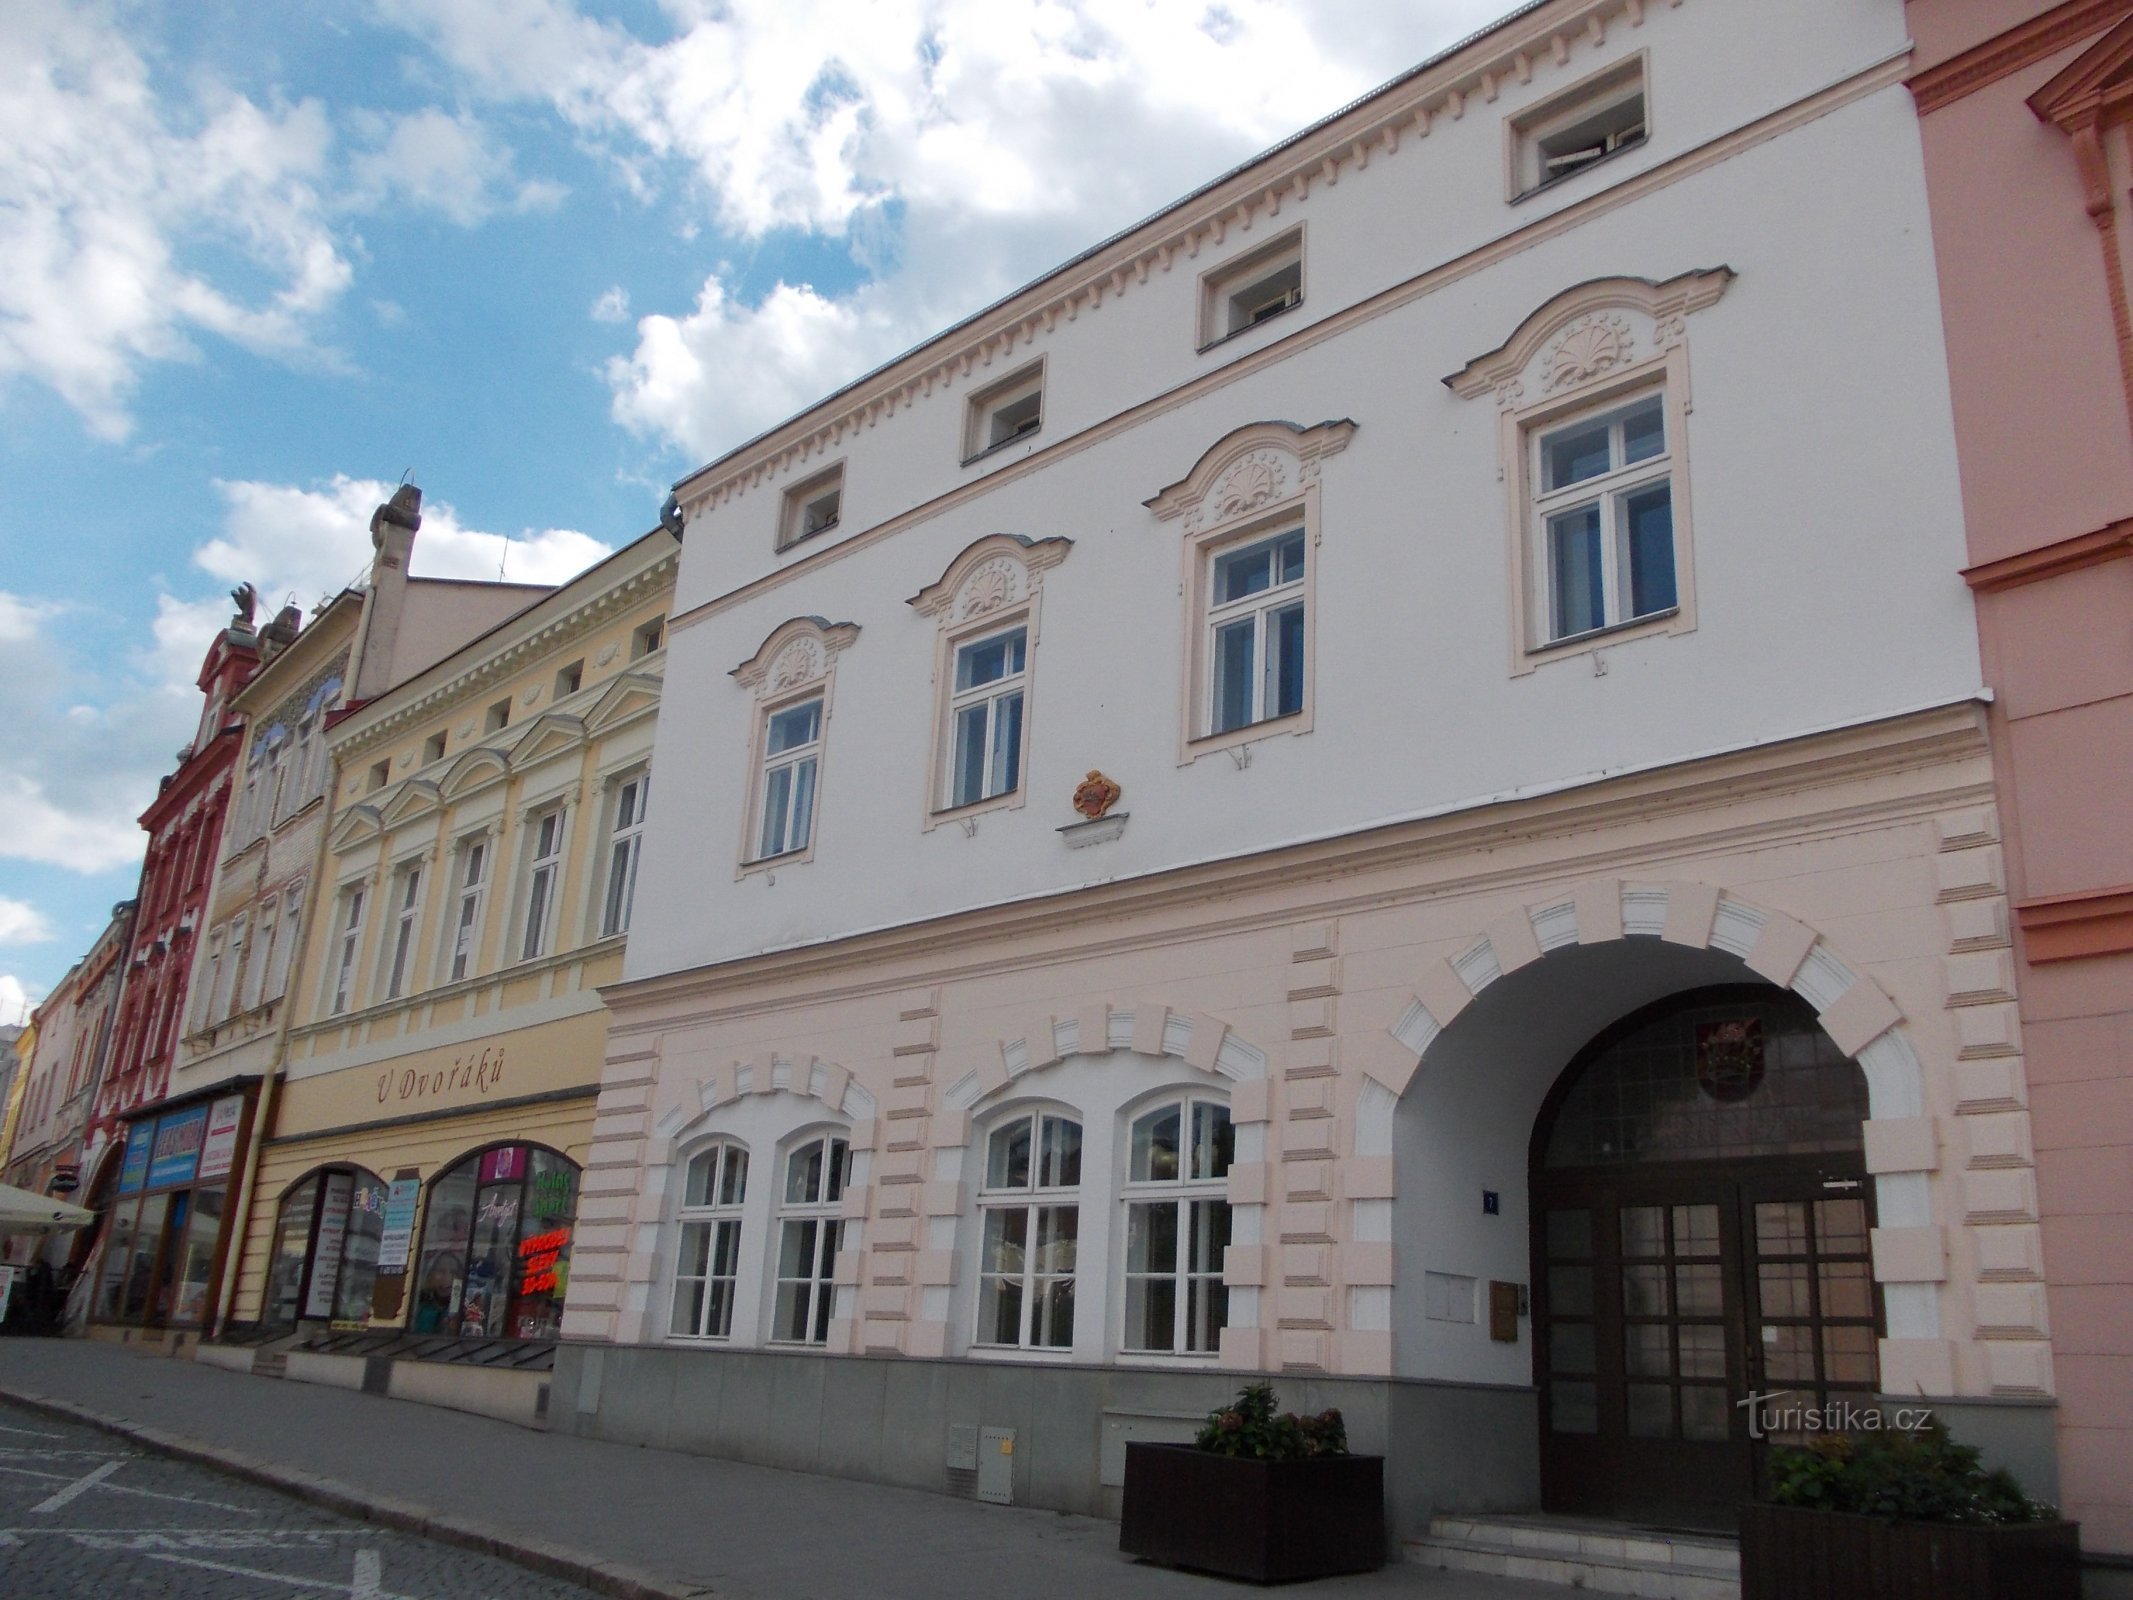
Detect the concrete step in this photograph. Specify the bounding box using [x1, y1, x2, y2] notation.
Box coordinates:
[1405, 1512, 1740, 1600]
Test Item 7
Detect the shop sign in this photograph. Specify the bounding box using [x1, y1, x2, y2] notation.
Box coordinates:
[196, 1096, 246, 1181]
[376, 1176, 421, 1274]
[49, 1167, 80, 1195]
[518, 1227, 570, 1296]
[147, 1104, 210, 1190]
[480, 1145, 526, 1184]
[305, 1171, 354, 1320]
[117, 1138, 151, 1196]
[376, 1045, 506, 1110]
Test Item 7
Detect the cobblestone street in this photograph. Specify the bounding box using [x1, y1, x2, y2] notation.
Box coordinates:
[0, 1400, 604, 1600]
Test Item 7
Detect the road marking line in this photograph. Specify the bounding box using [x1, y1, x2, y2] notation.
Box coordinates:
[353, 1547, 383, 1598]
[0, 1424, 63, 1439]
[30, 1458, 123, 1513]
[144, 1549, 428, 1599]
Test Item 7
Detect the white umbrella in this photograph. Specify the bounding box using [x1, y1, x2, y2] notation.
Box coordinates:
[0, 1182, 97, 1236]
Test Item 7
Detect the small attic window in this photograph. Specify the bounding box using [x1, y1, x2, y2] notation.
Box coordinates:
[555, 660, 584, 699]
[963, 363, 1045, 463]
[367, 759, 391, 792]
[779, 465, 844, 552]
[484, 699, 511, 734]
[631, 617, 665, 659]
[1511, 58, 1646, 200]
[1198, 230, 1303, 350]
[422, 732, 447, 765]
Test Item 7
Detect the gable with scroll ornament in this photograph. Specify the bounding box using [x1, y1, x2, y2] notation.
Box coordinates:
[906, 533, 1074, 621]
[730, 615, 861, 694]
[1441, 268, 1733, 407]
[1144, 419, 1357, 534]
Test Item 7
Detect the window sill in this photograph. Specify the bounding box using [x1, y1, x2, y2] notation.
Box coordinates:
[1195, 298, 1303, 355]
[774, 523, 838, 557]
[926, 788, 1025, 832]
[738, 844, 813, 880]
[959, 430, 1043, 469]
[1510, 133, 1647, 205]
[1184, 708, 1309, 765]
[1529, 605, 1679, 658]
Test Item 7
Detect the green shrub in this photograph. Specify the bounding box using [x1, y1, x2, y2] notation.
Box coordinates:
[1195, 1382, 1350, 1461]
[1764, 1419, 2055, 1525]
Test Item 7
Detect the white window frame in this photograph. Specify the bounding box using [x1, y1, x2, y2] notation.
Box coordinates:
[1528, 385, 1677, 648]
[1196, 227, 1303, 351]
[245, 900, 277, 1014]
[211, 914, 247, 1023]
[327, 883, 367, 1017]
[1119, 1093, 1233, 1358]
[379, 859, 424, 1002]
[1507, 54, 1647, 202]
[973, 1107, 1082, 1353]
[749, 694, 823, 866]
[518, 808, 565, 962]
[940, 624, 1029, 815]
[962, 360, 1045, 464]
[768, 1133, 847, 1345]
[670, 1140, 749, 1341]
[777, 463, 845, 552]
[1203, 524, 1307, 739]
[192, 934, 224, 1033]
[268, 883, 303, 1002]
[443, 835, 488, 984]
[599, 770, 649, 938]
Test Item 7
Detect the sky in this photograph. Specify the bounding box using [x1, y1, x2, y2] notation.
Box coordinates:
[0, 0, 1511, 1024]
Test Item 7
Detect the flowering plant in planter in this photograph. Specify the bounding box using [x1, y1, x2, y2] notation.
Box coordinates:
[1120, 1382, 1382, 1583]
[1741, 1420, 2078, 1600]
[1195, 1381, 1350, 1461]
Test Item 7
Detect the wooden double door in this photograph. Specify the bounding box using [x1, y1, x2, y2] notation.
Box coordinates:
[1531, 1156, 1881, 1530]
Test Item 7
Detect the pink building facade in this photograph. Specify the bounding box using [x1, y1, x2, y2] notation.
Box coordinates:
[1908, 0, 2133, 1563]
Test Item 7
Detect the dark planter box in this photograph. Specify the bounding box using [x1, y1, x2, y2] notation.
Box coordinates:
[1740, 1502, 2081, 1600]
[1119, 1442, 1385, 1584]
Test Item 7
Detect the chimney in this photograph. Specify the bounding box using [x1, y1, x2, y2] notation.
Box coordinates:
[350, 483, 422, 702]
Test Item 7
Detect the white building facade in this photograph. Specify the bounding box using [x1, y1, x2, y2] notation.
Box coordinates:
[553, 0, 2054, 1537]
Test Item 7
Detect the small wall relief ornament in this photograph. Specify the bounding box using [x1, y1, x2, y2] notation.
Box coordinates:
[958, 558, 1022, 619]
[1214, 452, 1285, 519]
[1072, 770, 1122, 820]
[1544, 314, 1633, 392]
[770, 638, 822, 691]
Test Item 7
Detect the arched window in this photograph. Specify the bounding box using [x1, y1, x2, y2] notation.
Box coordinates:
[975, 1109, 1081, 1350]
[1121, 1094, 1233, 1354]
[771, 1134, 846, 1344]
[671, 1140, 749, 1340]
[410, 1144, 579, 1340]
[263, 1165, 388, 1327]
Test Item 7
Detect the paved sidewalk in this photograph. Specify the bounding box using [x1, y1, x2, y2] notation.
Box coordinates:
[0, 1338, 1581, 1600]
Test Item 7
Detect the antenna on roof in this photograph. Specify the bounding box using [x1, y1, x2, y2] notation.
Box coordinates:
[398, 467, 415, 487]
[498, 532, 511, 583]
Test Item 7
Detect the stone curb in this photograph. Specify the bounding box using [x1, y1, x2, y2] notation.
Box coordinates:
[0, 1385, 715, 1600]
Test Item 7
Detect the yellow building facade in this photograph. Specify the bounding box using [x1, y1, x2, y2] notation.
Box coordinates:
[223, 528, 674, 1355]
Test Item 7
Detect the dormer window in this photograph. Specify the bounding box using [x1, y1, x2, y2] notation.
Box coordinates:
[963, 363, 1045, 464]
[779, 465, 844, 552]
[1511, 58, 1646, 200]
[1198, 230, 1303, 351]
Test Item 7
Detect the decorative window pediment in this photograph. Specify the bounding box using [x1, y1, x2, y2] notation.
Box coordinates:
[1441, 268, 1733, 409]
[506, 712, 588, 770]
[905, 534, 1072, 621]
[1143, 419, 1356, 534]
[438, 746, 509, 801]
[730, 616, 861, 696]
[328, 803, 382, 852]
[583, 671, 662, 736]
[375, 780, 442, 830]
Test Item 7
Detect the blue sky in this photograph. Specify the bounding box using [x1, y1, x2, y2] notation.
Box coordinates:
[0, 0, 1506, 1021]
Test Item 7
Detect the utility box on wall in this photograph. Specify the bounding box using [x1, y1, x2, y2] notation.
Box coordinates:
[977, 1427, 1016, 1505]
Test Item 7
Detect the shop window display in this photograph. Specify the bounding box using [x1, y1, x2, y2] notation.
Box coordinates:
[264, 1165, 388, 1327]
[410, 1144, 579, 1340]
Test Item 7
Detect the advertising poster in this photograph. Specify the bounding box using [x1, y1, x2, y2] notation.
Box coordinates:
[117, 1138, 152, 1195]
[305, 1171, 354, 1319]
[376, 1176, 421, 1273]
[196, 1096, 246, 1181]
[147, 1104, 209, 1190]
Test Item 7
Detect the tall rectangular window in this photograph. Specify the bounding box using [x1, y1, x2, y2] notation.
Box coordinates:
[1207, 528, 1306, 735]
[268, 885, 303, 1001]
[329, 885, 366, 1016]
[1122, 1097, 1233, 1355]
[946, 627, 1026, 810]
[772, 1135, 847, 1344]
[519, 810, 563, 961]
[756, 698, 821, 860]
[381, 862, 423, 1001]
[1532, 391, 1674, 645]
[671, 1142, 748, 1340]
[446, 838, 486, 982]
[601, 773, 649, 937]
[246, 902, 278, 1013]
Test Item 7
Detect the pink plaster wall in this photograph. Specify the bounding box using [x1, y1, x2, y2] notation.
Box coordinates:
[1909, 0, 2133, 1554]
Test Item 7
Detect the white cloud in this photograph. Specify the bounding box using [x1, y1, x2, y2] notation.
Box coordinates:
[349, 108, 565, 226]
[379, 0, 1505, 456]
[0, 1, 351, 438]
[0, 974, 40, 1028]
[0, 897, 56, 946]
[0, 592, 55, 645]
[591, 285, 630, 323]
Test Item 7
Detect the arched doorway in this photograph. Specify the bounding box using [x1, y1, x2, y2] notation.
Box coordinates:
[1529, 984, 1880, 1529]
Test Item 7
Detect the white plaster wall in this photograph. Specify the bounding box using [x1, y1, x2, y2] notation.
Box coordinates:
[630, 0, 1976, 983]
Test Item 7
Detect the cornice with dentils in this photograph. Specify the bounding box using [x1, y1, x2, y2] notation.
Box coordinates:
[672, 0, 1682, 519]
